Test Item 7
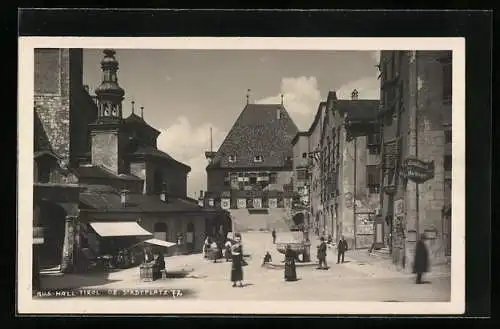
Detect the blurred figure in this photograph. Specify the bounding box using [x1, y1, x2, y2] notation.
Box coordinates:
[272, 229, 277, 244]
[261, 251, 272, 266]
[413, 234, 430, 284]
[224, 239, 232, 262]
[337, 236, 348, 264]
[317, 237, 328, 269]
[284, 245, 297, 281]
[230, 235, 244, 287]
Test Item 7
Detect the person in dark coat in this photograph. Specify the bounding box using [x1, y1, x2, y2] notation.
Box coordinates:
[154, 252, 166, 280]
[230, 236, 244, 287]
[337, 236, 348, 264]
[284, 245, 297, 281]
[272, 229, 277, 244]
[413, 234, 429, 284]
[317, 237, 328, 269]
[261, 251, 272, 267]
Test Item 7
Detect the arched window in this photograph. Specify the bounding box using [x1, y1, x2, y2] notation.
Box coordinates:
[153, 170, 164, 194]
[153, 222, 168, 241]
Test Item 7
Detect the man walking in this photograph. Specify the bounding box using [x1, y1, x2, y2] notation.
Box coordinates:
[272, 229, 277, 244]
[413, 234, 429, 284]
[337, 235, 348, 264]
[317, 237, 328, 270]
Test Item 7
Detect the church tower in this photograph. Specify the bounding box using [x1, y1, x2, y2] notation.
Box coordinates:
[89, 49, 127, 174]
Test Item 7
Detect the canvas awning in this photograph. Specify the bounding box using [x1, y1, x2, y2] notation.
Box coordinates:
[89, 222, 153, 237]
[143, 238, 176, 248]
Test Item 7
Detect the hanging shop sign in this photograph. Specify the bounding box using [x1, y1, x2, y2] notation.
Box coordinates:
[237, 198, 247, 209]
[221, 198, 231, 210]
[403, 157, 435, 183]
[268, 198, 278, 208]
[253, 198, 262, 209]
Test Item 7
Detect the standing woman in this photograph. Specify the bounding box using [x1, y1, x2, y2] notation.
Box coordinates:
[413, 233, 430, 284]
[230, 235, 244, 287]
[284, 245, 297, 281]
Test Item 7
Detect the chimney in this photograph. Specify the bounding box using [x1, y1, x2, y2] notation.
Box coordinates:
[160, 183, 168, 202]
[120, 189, 129, 207]
[351, 89, 359, 100]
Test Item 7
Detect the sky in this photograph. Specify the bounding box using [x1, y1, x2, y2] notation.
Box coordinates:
[83, 49, 381, 198]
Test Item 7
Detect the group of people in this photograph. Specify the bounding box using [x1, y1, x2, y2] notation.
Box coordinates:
[316, 235, 349, 270]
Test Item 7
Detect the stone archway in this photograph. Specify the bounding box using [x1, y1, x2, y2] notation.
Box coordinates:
[37, 201, 67, 269]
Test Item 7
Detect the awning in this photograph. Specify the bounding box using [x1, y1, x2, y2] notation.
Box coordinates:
[89, 222, 153, 237]
[143, 238, 176, 248]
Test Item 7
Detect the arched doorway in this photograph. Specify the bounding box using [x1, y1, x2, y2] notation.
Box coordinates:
[186, 222, 195, 254]
[153, 222, 168, 241]
[37, 201, 67, 269]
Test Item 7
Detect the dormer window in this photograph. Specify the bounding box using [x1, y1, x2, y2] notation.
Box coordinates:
[228, 155, 237, 163]
[254, 155, 263, 163]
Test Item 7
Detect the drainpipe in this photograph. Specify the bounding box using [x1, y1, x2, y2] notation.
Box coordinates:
[415, 52, 420, 238]
[353, 137, 357, 250]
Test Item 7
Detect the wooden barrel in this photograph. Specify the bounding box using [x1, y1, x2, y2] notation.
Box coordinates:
[140, 262, 154, 282]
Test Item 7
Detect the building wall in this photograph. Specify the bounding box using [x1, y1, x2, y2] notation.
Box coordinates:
[130, 161, 147, 194]
[379, 50, 452, 270]
[207, 168, 293, 194]
[144, 160, 188, 197]
[308, 109, 324, 234]
[34, 49, 71, 165]
[91, 130, 120, 173]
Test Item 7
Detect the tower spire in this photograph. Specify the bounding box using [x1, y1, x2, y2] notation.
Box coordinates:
[281, 93, 284, 105]
[210, 127, 213, 152]
[94, 49, 125, 120]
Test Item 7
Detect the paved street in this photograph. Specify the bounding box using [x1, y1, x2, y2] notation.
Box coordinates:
[40, 232, 450, 301]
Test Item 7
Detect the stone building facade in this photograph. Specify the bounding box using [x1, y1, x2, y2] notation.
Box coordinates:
[204, 99, 299, 232]
[33, 48, 229, 277]
[292, 91, 380, 248]
[378, 50, 452, 271]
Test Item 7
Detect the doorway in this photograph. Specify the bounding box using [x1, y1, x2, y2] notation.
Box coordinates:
[38, 201, 67, 269]
[186, 222, 195, 253]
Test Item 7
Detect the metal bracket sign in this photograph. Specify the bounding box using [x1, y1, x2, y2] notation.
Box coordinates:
[402, 156, 435, 183]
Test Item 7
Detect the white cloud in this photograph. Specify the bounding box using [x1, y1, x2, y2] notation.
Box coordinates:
[370, 51, 381, 64]
[336, 75, 380, 100]
[156, 117, 226, 198]
[256, 76, 322, 130]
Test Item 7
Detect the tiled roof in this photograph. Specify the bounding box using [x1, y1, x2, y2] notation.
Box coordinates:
[336, 99, 379, 122]
[124, 113, 161, 135]
[74, 165, 142, 181]
[208, 104, 299, 169]
[130, 146, 190, 171]
[80, 191, 206, 213]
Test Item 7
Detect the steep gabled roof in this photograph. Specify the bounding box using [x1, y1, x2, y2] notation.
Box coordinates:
[208, 103, 299, 169]
[124, 113, 161, 136]
[130, 146, 191, 172]
[74, 165, 142, 181]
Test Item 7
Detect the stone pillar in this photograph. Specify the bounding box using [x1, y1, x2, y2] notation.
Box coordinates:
[61, 215, 77, 273]
[341, 135, 356, 248]
[404, 51, 419, 273]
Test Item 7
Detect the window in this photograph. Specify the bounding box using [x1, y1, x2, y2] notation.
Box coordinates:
[366, 165, 381, 194]
[442, 61, 452, 104]
[254, 155, 263, 163]
[249, 176, 257, 185]
[445, 130, 452, 144]
[302, 152, 307, 159]
[228, 155, 237, 163]
[269, 172, 278, 184]
[297, 169, 307, 180]
[153, 222, 168, 241]
[444, 155, 452, 171]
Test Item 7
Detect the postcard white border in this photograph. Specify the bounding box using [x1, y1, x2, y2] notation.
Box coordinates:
[18, 37, 466, 315]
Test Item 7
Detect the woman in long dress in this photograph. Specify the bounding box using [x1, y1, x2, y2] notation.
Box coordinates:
[230, 236, 244, 287]
[284, 245, 297, 282]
